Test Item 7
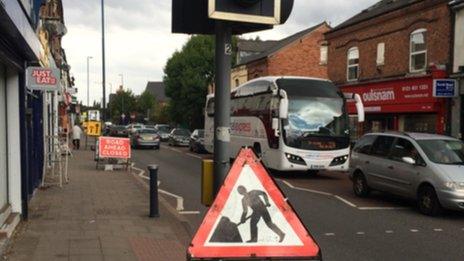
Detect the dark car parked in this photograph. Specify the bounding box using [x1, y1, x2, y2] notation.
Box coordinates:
[189, 129, 206, 153]
[168, 128, 191, 147]
[155, 124, 172, 141]
[108, 125, 129, 137]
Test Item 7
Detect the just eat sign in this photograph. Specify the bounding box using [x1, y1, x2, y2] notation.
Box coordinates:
[26, 67, 61, 91]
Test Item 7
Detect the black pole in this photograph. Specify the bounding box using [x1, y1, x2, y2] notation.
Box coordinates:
[148, 165, 159, 218]
[213, 21, 232, 196]
[101, 0, 106, 121]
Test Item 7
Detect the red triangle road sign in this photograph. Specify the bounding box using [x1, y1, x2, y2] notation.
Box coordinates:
[188, 148, 321, 260]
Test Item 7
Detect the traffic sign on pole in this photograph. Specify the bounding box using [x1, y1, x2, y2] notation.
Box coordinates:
[188, 148, 321, 260]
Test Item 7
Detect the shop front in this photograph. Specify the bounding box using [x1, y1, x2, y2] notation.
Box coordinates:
[342, 72, 450, 140]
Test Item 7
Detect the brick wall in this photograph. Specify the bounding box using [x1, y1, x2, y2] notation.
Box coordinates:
[247, 24, 330, 80]
[268, 24, 330, 78]
[326, 1, 452, 85]
[247, 59, 269, 80]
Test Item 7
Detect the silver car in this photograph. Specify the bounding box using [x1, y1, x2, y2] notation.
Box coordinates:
[349, 132, 464, 216]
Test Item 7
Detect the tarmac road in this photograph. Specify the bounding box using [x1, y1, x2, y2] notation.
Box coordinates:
[132, 144, 464, 261]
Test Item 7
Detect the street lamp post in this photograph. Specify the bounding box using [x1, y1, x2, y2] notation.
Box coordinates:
[86, 56, 93, 107]
[119, 73, 124, 87]
[101, 0, 107, 121]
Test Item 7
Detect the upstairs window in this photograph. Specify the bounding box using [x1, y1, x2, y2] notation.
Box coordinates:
[347, 47, 359, 81]
[376, 42, 385, 66]
[320, 45, 328, 65]
[410, 29, 427, 72]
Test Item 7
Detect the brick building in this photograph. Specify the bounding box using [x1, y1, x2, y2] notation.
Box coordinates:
[234, 22, 331, 83]
[325, 0, 456, 139]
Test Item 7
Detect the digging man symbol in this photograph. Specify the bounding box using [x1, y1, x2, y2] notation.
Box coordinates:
[237, 185, 286, 243]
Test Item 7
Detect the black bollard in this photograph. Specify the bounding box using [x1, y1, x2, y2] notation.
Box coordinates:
[148, 165, 160, 218]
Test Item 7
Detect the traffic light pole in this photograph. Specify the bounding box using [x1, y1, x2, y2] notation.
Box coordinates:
[213, 21, 232, 196]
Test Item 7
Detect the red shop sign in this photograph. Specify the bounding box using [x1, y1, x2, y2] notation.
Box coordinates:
[343, 76, 439, 113]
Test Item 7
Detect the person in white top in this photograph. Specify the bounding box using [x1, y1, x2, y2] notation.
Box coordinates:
[72, 124, 83, 150]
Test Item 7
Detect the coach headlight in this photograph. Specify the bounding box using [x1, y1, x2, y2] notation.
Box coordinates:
[329, 155, 349, 166]
[285, 153, 306, 165]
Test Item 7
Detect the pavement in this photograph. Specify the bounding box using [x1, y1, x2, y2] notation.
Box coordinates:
[3, 149, 191, 261]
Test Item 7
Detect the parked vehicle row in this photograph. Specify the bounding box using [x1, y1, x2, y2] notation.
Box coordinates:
[350, 132, 464, 216]
[102, 123, 207, 152]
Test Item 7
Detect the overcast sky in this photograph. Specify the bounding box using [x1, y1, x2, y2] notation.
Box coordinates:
[62, 0, 379, 105]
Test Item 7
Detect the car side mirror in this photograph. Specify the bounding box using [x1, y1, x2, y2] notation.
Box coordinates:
[402, 157, 416, 165]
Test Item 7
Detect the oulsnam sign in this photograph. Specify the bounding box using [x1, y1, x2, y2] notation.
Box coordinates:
[98, 137, 131, 159]
[26, 67, 61, 91]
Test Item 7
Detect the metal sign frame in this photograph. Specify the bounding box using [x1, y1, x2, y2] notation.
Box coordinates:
[208, 0, 282, 25]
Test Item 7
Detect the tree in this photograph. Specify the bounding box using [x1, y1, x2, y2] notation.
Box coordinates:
[137, 90, 156, 121]
[108, 89, 137, 124]
[163, 35, 237, 129]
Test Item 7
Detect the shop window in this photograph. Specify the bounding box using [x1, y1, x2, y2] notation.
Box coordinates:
[376, 42, 385, 66]
[401, 114, 436, 133]
[320, 45, 328, 65]
[347, 47, 359, 81]
[410, 29, 427, 72]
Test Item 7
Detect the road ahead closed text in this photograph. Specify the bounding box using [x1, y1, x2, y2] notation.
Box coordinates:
[99, 137, 131, 159]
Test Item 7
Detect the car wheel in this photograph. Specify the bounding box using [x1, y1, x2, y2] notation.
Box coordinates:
[418, 185, 442, 216]
[353, 172, 370, 197]
[189, 145, 193, 152]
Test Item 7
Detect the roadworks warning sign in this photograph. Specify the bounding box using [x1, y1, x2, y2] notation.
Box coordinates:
[188, 148, 321, 260]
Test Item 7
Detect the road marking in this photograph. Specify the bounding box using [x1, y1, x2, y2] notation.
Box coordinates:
[334, 195, 357, 208]
[356, 232, 365, 235]
[385, 230, 394, 234]
[162, 144, 204, 160]
[410, 229, 419, 233]
[179, 211, 201, 215]
[324, 233, 335, 236]
[433, 228, 443, 232]
[280, 180, 333, 197]
[133, 165, 190, 212]
[186, 153, 202, 159]
[280, 179, 406, 211]
[358, 207, 408, 210]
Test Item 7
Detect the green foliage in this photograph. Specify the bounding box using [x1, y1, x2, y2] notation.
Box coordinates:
[163, 35, 238, 129]
[108, 89, 137, 123]
[137, 90, 157, 121]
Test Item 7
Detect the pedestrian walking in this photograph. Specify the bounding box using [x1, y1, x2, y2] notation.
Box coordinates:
[72, 123, 83, 150]
[238, 185, 285, 243]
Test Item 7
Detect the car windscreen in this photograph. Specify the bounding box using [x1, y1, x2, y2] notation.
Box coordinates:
[417, 139, 464, 165]
[112, 126, 126, 131]
[173, 129, 190, 136]
[157, 126, 171, 132]
[198, 130, 205, 137]
[139, 129, 157, 134]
